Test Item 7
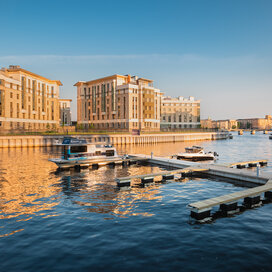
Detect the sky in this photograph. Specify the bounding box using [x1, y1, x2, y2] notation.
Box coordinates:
[1, 0, 272, 121]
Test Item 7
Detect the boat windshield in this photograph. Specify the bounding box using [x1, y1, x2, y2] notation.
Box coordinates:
[185, 146, 203, 153]
[70, 145, 87, 153]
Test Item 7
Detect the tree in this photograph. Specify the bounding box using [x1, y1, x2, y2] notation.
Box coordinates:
[246, 122, 251, 129]
[232, 125, 236, 129]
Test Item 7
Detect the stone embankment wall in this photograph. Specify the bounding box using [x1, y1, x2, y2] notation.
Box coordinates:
[0, 132, 229, 148]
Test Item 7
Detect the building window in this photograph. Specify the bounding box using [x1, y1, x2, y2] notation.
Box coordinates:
[51, 86, 54, 98]
[112, 83, 116, 111]
[0, 90, 2, 116]
[92, 86, 96, 113]
[10, 102, 13, 117]
[123, 97, 126, 118]
[32, 80, 36, 110]
[42, 84, 45, 112]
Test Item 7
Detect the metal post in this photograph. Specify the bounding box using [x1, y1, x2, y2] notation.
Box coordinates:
[151, 152, 153, 159]
[257, 165, 260, 177]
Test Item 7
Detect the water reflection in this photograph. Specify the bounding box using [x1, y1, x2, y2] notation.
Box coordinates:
[0, 132, 272, 237]
[0, 150, 60, 220]
[56, 164, 165, 218]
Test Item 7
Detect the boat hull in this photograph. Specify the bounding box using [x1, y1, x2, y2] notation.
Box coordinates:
[49, 156, 122, 169]
[176, 155, 215, 161]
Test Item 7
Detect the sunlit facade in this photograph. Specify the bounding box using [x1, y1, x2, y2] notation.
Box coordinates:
[0, 65, 62, 131]
[59, 99, 72, 126]
[160, 96, 200, 130]
[75, 74, 162, 131]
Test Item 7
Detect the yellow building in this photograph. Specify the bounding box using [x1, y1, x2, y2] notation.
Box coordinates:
[201, 119, 237, 130]
[0, 65, 62, 131]
[161, 96, 200, 130]
[200, 118, 213, 129]
[75, 75, 162, 131]
[59, 99, 72, 126]
[237, 115, 272, 130]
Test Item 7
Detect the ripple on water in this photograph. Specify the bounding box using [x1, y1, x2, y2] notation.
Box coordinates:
[1, 133, 272, 271]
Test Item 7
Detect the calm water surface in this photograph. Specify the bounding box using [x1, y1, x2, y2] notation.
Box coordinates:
[1, 132, 272, 271]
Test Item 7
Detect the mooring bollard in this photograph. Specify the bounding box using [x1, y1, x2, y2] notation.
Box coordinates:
[257, 165, 260, 177]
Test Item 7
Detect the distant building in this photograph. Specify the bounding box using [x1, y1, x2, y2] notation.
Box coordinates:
[0, 65, 62, 131]
[237, 115, 272, 130]
[160, 96, 200, 130]
[75, 74, 162, 131]
[200, 118, 213, 129]
[201, 118, 237, 130]
[59, 99, 72, 126]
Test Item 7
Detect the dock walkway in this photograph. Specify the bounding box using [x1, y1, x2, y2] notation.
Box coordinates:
[116, 166, 208, 186]
[189, 179, 272, 211]
[124, 154, 272, 221]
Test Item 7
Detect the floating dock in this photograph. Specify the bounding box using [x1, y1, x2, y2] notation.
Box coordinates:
[116, 166, 208, 187]
[58, 156, 148, 170]
[228, 159, 268, 169]
[118, 154, 272, 222]
[188, 179, 272, 220]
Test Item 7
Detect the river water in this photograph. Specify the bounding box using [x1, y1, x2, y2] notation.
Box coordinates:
[1, 131, 272, 271]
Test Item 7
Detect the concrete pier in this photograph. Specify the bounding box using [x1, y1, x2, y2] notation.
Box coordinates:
[0, 132, 229, 148]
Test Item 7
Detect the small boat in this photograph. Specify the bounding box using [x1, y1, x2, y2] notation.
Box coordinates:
[269, 134, 272, 140]
[49, 137, 120, 169]
[172, 146, 219, 161]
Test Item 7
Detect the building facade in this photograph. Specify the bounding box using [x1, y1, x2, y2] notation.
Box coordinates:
[237, 115, 272, 130]
[201, 118, 237, 130]
[59, 99, 72, 126]
[75, 75, 162, 131]
[201, 116, 271, 130]
[160, 96, 200, 130]
[0, 65, 62, 131]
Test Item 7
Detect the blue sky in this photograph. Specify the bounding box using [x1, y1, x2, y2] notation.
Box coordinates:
[1, 0, 272, 120]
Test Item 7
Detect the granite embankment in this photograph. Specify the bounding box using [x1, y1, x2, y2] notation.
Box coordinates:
[0, 132, 229, 148]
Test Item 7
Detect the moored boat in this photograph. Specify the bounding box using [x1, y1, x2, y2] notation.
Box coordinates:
[49, 137, 120, 169]
[172, 146, 218, 161]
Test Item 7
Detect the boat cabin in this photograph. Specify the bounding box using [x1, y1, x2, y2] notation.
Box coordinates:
[59, 138, 116, 159]
[185, 146, 204, 153]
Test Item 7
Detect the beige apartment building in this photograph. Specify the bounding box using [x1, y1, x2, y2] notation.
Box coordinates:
[160, 96, 200, 130]
[201, 116, 271, 130]
[59, 99, 72, 126]
[75, 74, 162, 131]
[237, 115, 272, 130]
[201, 118, 238, 130]
[0, 65, 62, 131]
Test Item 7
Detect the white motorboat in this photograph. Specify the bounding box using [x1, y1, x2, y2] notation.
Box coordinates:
[49, 137, 120, 169]
[172, 146, 218, 161]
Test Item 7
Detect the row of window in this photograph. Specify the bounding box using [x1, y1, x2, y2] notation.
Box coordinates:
[162, 103, 200, 107]
[162, 115, 195, 122]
